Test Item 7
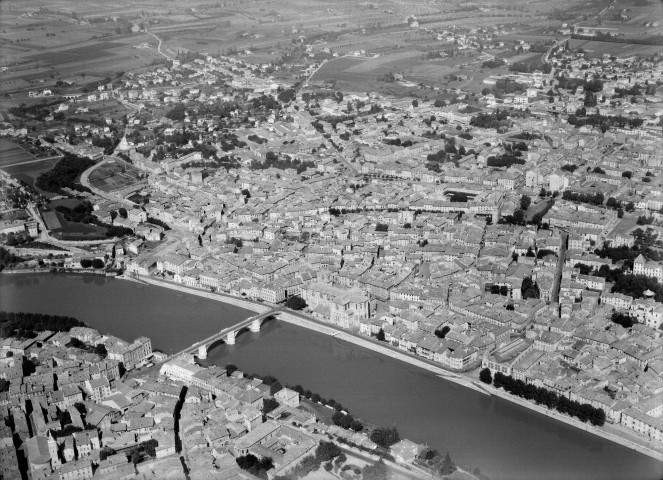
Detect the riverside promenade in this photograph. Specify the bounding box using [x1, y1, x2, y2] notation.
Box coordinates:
[123, 273, 663, 462]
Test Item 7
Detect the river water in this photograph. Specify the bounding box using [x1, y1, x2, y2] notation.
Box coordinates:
[2, 273, 662, 480]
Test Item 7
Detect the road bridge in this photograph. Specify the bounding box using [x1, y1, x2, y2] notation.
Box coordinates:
[174, 309, 281, 360]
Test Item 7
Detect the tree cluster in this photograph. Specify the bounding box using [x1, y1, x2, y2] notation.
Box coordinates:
[486, 154, 526, 168]
[236, 454, 274, 479]
[492, 371, 606, 426]
[369, 426, 400, 449]
[562, 190, 604, 206]
[285, 295, 307, 310]
[521, 276, 540, 299]
[146, 217, 171, 231]
[35, 154, 95, 194]
[611, 311, 636, 329]
[0, 247, 23, 271]
[470, 110, 510, 130]
[611, 273, 663, 303]
[273, 441, 341, 480]
[332, 410, 363, 431]
[0, 311, 86, 338]
[250, 154, 314, 174]
[567, 112, 644, 132]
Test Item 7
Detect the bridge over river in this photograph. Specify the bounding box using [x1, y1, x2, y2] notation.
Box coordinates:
[170, 308, 282, 360]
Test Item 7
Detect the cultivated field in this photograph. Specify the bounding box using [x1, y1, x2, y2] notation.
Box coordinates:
[569, 39, 663, 58]
[0, 140, 36, 167]
[0, 0, 656, 101]
[88, 159, 143, 193]
[2, 157, 61, 194]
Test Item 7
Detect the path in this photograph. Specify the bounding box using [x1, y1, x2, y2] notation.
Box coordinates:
[303, 59, 329, 88]
[0, 155, 62, 169]
[551, 231, 568, 303]
[145, 29, 171, 61]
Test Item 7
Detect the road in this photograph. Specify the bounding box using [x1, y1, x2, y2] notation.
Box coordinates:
[303, 59, 329, 88]
[145, 29, 171, 61]
[0, 155, 62, 169]
[79, 156, 138, 207]
[172, 308, 282, 359]
[543, 37, 570, 81]
[551, 231, 568, 304]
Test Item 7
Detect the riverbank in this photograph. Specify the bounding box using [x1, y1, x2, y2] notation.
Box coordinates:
[277, 312, 488, 397]
[133, 274, 271, 314]
[482, 382, 663, 462]
[120, 275, 663, 463]
[3, 272, 660, 479]
[281, 314, 663, 463]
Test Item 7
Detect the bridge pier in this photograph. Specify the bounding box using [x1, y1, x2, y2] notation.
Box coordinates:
[226, 330, 236, 345]
[251, 319, 261, 333]
[198, 344, 207, 360]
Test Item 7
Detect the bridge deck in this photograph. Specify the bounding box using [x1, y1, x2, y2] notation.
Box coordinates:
[171, 310, 279, 359]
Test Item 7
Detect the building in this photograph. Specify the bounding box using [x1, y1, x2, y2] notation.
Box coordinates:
[59, 459, 93, 480]
[85, 378, 112, 402]
[107, 337, 152, 371]
[274, 388, 300, 407]
[633, 255, 663, 283]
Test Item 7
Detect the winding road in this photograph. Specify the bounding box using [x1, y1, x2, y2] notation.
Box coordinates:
[145, 29, 171, 61]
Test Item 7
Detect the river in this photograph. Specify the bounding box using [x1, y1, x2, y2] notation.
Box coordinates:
[2, 273, 662, 480]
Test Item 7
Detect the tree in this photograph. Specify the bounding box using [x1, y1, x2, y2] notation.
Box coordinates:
[591, 408, 606, 427]
[269, 381, 283, 396]
[285, 295, 306, 310]
[316, 441, 341, 462]
[80, 259, 92, 268]
[362, 460, 388, 480]
[480, 367, 492, 384]
[263, 397, 279, 414]
[521, 276, 540, 299]
[520, 194, 531, 210]
[99, 446, 115, 461]
[118, 207, 127, 218]
[236, 454, 274, 478]
[91, 258, 105, 269]
[375, 223, 388, 232]
[434, 325, 450, 339]
[440, 452, 457, 475]
[370, 426, 400, 448]
[513, 209, 525, 225]
[349, 419, 363, 431]
[143, 439, 157, 457]
[376, 328, 385, 341]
